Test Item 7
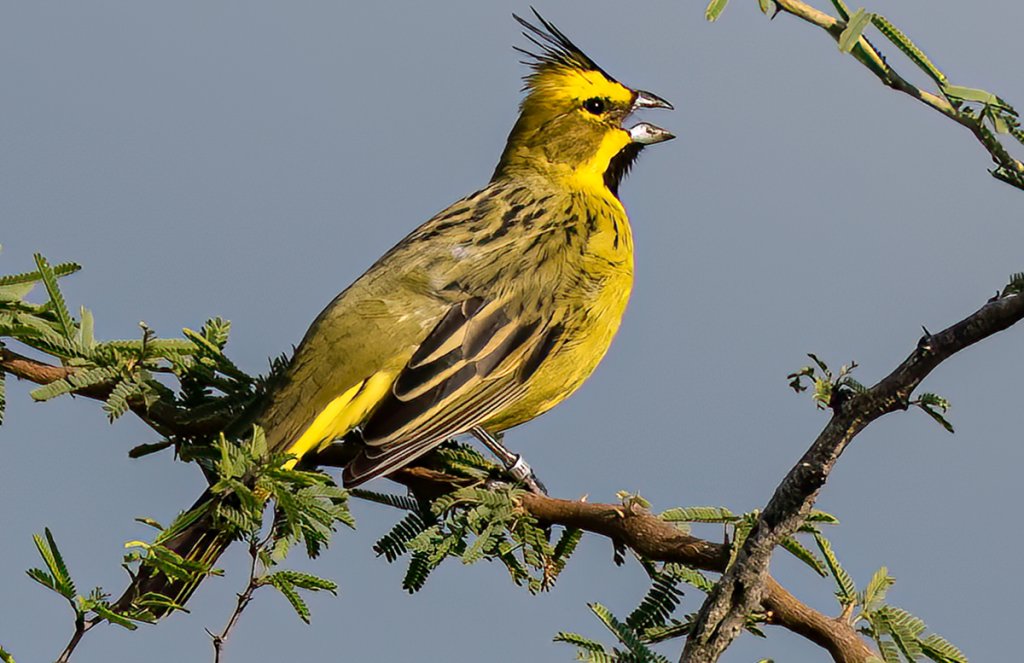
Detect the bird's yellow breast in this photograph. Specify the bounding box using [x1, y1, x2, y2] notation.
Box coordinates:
[483, 189, 634, 430]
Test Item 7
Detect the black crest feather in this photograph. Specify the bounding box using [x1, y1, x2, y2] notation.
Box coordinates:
[512, 8, 616, 83]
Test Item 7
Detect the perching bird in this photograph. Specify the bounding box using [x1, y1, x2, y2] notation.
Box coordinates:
[120, 10, 673, 613]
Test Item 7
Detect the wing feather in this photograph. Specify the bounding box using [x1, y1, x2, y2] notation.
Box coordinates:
[342, 381, 529, 486]
[342, 297, 558, 487]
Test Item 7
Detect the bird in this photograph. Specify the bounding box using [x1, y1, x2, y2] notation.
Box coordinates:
[119, 9, 673, 615]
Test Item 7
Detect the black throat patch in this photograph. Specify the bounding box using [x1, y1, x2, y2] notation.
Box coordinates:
[604, 143, 644, 197]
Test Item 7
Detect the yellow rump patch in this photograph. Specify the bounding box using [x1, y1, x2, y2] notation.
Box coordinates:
[282, 371, 394, 469]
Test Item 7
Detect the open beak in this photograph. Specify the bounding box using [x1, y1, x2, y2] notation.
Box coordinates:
[629, 122, 675, 145]
[628, 90, 674, 145]
[632, 90, 674, 111]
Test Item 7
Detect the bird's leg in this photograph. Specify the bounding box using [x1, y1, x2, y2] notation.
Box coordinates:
[470, 427, 547, 495]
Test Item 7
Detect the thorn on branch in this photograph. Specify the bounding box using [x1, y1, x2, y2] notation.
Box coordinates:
[916, 328, 934, 354]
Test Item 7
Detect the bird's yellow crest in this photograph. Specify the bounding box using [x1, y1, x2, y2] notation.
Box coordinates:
[493, 11, 673, 197]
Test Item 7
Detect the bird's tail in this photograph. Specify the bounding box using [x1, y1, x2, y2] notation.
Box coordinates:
[114, 489, 235, 619]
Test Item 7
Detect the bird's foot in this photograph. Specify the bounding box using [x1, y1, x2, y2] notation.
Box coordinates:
[471, 426, 548, 495]
[504, 453, 548, 495]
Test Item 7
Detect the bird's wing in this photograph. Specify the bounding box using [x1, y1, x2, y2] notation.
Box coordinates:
[342, 296, 564, 486]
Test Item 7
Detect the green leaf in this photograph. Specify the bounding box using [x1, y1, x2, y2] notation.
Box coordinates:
[103, 378, 138, 421]
[941, 84, 1006, 108]
[805, 510, 840, 525]
[200, 317, 232, 349]
[642, 617, 695, 644]
[32, 528, 76, 599]
[402, 552, 439, 593]
[267, 575, 311, 623]
[920, 632, 969, 663]
[829, 0, 851, 20]
[0, 644, 16, 663]
[132, 591, 187, 616]
[660, 506, 737, 523]
[839, 9, 874, 54]
[29, 378, 76, 402]
[461, 522, 498, 564]
[26, 568, 60, 594]
[870, 15, 946, 86]
[553, 631, 612, 656]
[266, 570, 337, 594]
[33, 254, 75, 341]
[727, 512, 756, 569]
[349, 489, 420, 512]
[916, 398, 955, 433]
[704, 0, 729, 23]
[0, 261, 80, 286]
[127, 440, 175, 458]
[780, 536, 828, 577]
[626, 572, 684, 632]
[77, 306, 95, 351]
[875, 606, 925, 660]
[141, 338, 198, 357]
[91, 602, 139, 630]
[860, 566, 895, 612]
[664, 563, 715, 594]
[374, 512, 432, 562]
[589, 602, 670, 662]
[0, 282, 36, 302]
[1006, 272, 1024, 296]
[155, 500, 214, 544]
[31, 366, 119, 402]
[813, 532, 856, 605]
[11, 313, 78, 357]
[133, 517, 165, 531]
[552, 527, 583, 563]
[758, 0, 775, 15]
[1008, 123, 1024, 147]
[876, 639, 902, 663]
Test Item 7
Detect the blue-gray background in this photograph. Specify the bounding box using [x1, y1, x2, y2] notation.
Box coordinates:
[2, 1, 1021, 661]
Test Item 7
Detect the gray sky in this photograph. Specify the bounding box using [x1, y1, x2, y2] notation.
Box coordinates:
[2, 1, 1022, 661]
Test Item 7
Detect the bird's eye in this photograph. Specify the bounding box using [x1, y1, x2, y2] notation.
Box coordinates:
[582, 97, 606, 115]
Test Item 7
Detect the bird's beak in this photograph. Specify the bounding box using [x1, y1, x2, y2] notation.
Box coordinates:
[629, 90, 674, 144]
[632, 90, 674, 111]
[628, 122, 675, 145]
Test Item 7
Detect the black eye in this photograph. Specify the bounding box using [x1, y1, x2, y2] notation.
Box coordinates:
[582, 97, 606, 115]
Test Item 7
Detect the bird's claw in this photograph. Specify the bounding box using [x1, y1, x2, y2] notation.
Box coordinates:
[507, 455, 547, 495]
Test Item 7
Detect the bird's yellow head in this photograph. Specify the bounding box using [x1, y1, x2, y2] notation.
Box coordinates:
[493, 11, 674, 196]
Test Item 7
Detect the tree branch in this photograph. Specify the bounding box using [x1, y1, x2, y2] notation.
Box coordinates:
[389, 469, 877, 663]
[54, 615, 98, 663]
[769, 0, 1024, 189]
[680, 289, 1024, 662]
[0, 346, 229, 437]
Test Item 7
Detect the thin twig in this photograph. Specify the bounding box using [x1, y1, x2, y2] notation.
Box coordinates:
[209, 539, 263, 663]
[54, 616, 98, 663]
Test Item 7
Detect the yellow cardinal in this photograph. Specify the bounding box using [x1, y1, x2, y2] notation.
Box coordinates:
[122, 10, 672, 612]
[261, 11, 673, 487]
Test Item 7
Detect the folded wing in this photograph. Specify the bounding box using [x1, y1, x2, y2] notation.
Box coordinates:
[342, 296, 562, 486]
